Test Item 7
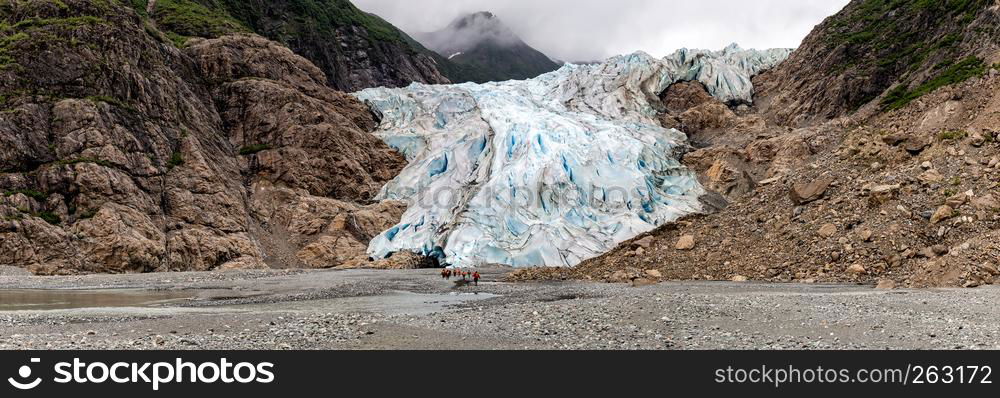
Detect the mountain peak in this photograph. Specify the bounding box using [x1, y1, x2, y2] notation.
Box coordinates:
[413, 11, 561, 83]
[428, 11, 519, 54]
[451, 11, 497, 27]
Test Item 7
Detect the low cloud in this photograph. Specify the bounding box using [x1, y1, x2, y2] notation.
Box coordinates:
[353, 0, 850, 62]
[416, 12, 523, 55]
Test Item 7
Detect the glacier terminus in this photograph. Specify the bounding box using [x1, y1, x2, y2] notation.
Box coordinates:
[355, 44, 791, 268]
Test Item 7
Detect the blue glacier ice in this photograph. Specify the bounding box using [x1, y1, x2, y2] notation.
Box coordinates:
[355, 45, 790, 267]
[664, 44, 793, 104]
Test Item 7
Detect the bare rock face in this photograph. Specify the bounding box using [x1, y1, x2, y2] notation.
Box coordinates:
[144, 0, 450, 92]
[745, 134, 814, 177]
[187, 34, 408, 269]
[661, 81, 715, 115]
[368, 250, 437, 270]
[221, 3, 450, 92]
[0, 0, 260, 274]
[187, 35, 335, 99]
[187, 35, 404, 201]
[0, 1, 407, 274]
[678, 102, 738, 133]
[251, 185, 405, 269]
[213, 78, 402, 201]
[660, 81, 738, 140]
[683, 147, 756, 198]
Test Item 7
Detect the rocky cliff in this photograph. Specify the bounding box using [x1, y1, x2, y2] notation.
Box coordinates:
[754, 0, 1000, 126]
[137, 0, 450, 92]
[0, 0, 409, 274]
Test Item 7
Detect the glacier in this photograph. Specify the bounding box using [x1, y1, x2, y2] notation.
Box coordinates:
[663, 44, 793, 104]
[355, 44, 790, 267]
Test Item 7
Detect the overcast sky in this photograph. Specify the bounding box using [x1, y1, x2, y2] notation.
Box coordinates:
[352, 0, 850, 62]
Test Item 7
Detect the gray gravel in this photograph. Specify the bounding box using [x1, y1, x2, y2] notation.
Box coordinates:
[1, 268, 998, 350]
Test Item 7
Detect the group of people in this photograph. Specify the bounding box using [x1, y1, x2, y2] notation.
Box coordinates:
[441, 268, 481, 286]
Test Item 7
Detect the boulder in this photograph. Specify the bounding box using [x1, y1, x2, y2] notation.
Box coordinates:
[846, 263, 867, 275]
[903, 138, 929, 155]
[631, 278, 659, 287]
[972, 194, 999, 212]
[609, 270, 635, 283]
[882, 134, 907, 146]
[876, 279, 896, 289]
[789, 175, 834, 204]
[817, 223, 838, 238]
[675, 235, 696, 250]
[980, 262, 1000, 276]
[944, 192, 969, 208]
[633, 236, 656, 249]
[869, 185, 901, 205]
[931, 245, 950, 256]
[929, 205, 955, 224]
[918, 170, 944, 184]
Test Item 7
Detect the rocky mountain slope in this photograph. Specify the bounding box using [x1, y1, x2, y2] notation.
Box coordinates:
[135, 0, 450, 91]
[754, 0, 1000, 126]
[514, 0, 1000, 288]
[0, 0, 411, 274]
[414, 11, 561, 83]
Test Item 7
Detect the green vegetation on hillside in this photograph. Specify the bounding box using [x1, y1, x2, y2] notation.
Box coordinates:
[831, 0, 987, 38]
[0, 30, 25, 69]
[137, 0, 406, 47]
[824, 0, 991, 110]
[212, 0, 405, 44]
[938, 129, 970, 141]
[86, 94, 135, 111]
[0, 3, 111, 71]
[881, 56, 986, 110]
[168, 151, 185, 168]
[148, 0, 248, 47]
[34, 211, 62, 225]
[129, 0, 149, 17]
[1, 15, 106, 32]
[238, 144, 272, 156]
[4, 189, 48, 201]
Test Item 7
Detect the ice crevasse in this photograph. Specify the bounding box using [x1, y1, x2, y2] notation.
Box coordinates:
[355, 44, 792, 267]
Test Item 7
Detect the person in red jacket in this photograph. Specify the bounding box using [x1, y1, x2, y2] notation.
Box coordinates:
[472, 271, 481, 286]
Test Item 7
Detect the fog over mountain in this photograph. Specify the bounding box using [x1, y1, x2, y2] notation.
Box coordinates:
[353, 0, 850, 62]
[416, 11, 522, 56]
[414, 11, 561, 82]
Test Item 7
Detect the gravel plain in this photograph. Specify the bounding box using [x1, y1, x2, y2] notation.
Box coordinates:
[1, 267, 998, 350]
